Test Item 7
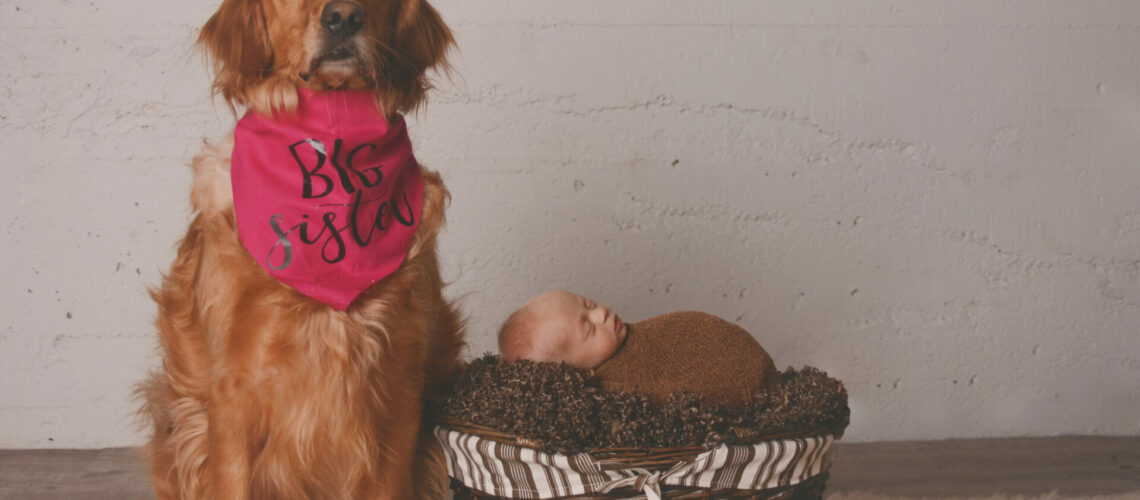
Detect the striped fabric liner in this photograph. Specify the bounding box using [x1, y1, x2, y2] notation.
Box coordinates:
[435, 426, 837, 500]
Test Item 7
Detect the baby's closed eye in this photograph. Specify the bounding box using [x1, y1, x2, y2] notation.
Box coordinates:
[583, 318, 596, 335]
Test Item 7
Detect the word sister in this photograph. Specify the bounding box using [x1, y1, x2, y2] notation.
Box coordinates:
[266, 137, 416, 271]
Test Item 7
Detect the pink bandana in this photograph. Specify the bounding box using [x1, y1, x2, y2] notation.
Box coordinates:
[231, 89, 423, 310]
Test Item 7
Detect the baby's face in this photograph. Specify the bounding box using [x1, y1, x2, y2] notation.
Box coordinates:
[526, 291, 628, 370]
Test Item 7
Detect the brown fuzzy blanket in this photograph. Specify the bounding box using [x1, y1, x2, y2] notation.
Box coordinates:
[596, 311, 780, 408]
[438, 355, 848, 454]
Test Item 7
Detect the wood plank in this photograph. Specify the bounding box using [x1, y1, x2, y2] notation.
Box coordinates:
[827, 436, 1140, 497]
[0, 436, 1137, 499]
[0, 448, 152, 500]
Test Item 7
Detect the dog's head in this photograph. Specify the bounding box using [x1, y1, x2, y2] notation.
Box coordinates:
[199, 0, 453, 115]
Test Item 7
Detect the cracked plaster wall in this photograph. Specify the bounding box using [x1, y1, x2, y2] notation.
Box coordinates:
[1, 0, 1138, 448]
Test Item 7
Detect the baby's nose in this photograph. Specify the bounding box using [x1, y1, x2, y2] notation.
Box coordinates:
[589, 306, 608, 322]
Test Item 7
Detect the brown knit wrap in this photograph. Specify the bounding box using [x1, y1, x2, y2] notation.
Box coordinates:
[595, 311, 779, 407]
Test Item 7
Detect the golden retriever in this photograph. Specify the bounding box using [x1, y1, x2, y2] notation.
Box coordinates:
[137, 0, 464, 498]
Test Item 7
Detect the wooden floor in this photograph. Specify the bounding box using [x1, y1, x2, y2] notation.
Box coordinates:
[827, 436, 1139, 498]
[1, 436, 1137, 499]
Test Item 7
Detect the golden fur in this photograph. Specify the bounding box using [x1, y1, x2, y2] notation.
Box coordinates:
[137, 1, 464, 498]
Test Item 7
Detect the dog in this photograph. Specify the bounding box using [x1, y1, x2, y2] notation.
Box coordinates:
[137, 0, 464, 498]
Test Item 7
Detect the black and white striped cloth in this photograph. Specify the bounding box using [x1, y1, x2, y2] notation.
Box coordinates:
[435, 426, 837, 500]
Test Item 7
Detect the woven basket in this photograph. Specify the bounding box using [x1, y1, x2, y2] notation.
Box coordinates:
[435, 412, 848, 500]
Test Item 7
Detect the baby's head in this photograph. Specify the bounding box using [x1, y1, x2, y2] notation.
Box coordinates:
[498, 290, 628, 370]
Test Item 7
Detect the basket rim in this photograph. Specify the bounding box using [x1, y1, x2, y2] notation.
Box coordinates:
[449, 473, 827, 499]
[436, 408, 849, 458]
[438, 420, 842, 498]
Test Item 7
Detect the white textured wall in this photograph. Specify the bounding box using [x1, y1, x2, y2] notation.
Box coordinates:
[2, 0, 1138, 448]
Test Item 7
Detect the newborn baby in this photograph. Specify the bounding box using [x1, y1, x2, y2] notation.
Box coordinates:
[498, 290, 780, 407]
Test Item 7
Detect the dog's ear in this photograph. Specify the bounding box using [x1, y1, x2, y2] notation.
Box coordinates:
[384, 0, 454, 112]
[395, 0, 453, 74]
[198, 0, 273, 111]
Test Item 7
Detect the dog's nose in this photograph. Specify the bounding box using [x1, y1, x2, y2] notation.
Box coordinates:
[321, 1, 364, 39]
